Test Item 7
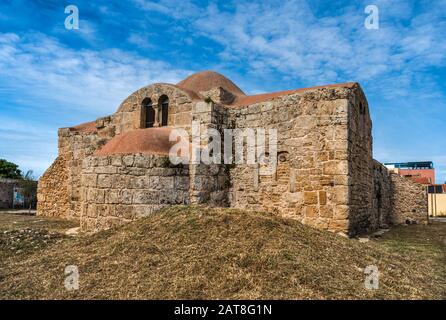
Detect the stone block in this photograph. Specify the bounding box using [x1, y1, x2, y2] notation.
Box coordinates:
[94, 166, 117, 174]
[119, 189, 133, 204]
[334, 205, 349, 219]
[323, 161, 348, 175]
[305, 205, 318, 218]
[328, 219, 349, 232]
[318, 191, 327, 205]
[304, 191, 318, 205]
[97, 174, 114, 188]
[122, 155, 134, 166]
[111, 156, 122, 166]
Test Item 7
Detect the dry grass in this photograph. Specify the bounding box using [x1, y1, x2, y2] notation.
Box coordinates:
[0, 212, 78, 232]
[0, 212, 78, 263]
[0, 206, 444, 300]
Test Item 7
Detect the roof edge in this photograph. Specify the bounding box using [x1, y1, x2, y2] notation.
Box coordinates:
[231, 82, 359, 107]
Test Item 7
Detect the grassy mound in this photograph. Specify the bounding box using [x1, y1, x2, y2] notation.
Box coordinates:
[0, 206, 444, 299]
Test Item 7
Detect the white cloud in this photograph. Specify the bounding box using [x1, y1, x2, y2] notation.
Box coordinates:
[0, 32, 191, 116]
[127, 33, 153, 48]
[133, 0, 200, 20]
[0, 114, 56, 176]
[136, 0, 446, 98]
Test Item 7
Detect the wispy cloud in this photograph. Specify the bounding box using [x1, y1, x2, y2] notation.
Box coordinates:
[0, 32, 190, 116]
[136, 0, 446, 98]
[133, 0, 200, 20]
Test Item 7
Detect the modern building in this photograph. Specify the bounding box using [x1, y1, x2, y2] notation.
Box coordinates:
[384, 162, 435, 185]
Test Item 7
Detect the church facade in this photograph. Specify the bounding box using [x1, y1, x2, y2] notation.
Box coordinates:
[37, 71, 427, 236]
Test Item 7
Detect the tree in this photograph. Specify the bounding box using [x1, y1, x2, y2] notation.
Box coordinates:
[0, 159, 22, 179]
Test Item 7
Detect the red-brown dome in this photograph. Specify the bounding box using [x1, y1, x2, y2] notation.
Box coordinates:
[95, 127, 189, 156]
[177, 71, 246, 97]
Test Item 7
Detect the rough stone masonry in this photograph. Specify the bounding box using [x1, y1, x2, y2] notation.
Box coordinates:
[37, 71, 428, 236]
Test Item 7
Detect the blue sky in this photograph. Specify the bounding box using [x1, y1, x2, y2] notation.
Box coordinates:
[0, 0, 445, 182]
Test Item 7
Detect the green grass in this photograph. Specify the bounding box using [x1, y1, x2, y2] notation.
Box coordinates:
[0, 206, 444, 300]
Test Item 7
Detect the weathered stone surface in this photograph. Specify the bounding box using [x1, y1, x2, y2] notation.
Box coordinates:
[389, 173, 428, 224]
[37, 73, 428, 236]
[36, 155, 70, 218]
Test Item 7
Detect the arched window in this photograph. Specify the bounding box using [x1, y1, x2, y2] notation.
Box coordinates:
[143, 98, 155, 128]
[159, 95, 169, 126]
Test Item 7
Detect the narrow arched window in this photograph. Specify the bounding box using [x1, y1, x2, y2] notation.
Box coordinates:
[159, 95, 169, 126]
[143, 98, 155, 128]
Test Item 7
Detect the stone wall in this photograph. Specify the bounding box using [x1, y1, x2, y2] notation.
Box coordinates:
[59, 128, 110, 219]
[390, 173, 428, 224]
[371, 161, 427, 227]
[37, 121, 113, 219]
[226, 87, 356, 234]
[0, 178, 18, 209]
[79, 154, 190, 231]
[189, 164, 230, 206]
[347, 92, 374, 235]
[371, 161, 392, 228]
[189, 101, 231, 205]
[37, 156, 70, 217]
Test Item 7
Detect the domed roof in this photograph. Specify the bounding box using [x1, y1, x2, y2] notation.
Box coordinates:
[177, 71, 246, 97]
[94, 127, 189, 156]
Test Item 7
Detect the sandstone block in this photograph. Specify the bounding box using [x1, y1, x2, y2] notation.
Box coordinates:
[323, 161, 348, 175]
[318, 191, 327, 205]
[304, 191, 318, 205]
[122, 155, 134, 166]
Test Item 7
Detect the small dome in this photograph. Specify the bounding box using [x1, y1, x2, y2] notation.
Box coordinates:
[177, 71, 246, 97]
[95, 127, 189, 156]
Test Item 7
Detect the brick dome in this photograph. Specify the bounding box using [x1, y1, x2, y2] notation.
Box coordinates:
[95, 127, 189, 156]
[177, 71, 246, 97]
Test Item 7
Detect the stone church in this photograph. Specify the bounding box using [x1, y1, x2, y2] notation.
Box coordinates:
[37, 71, 427, 236]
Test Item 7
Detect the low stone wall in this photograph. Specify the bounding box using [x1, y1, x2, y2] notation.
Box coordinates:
[79, 154, 191, 231]
[371, 162, 428, 227]
[59, 127, 112, 219]
[37, 156, 70, 217]
[390, 173, 428, 224]
[0, 179, 18, 209]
